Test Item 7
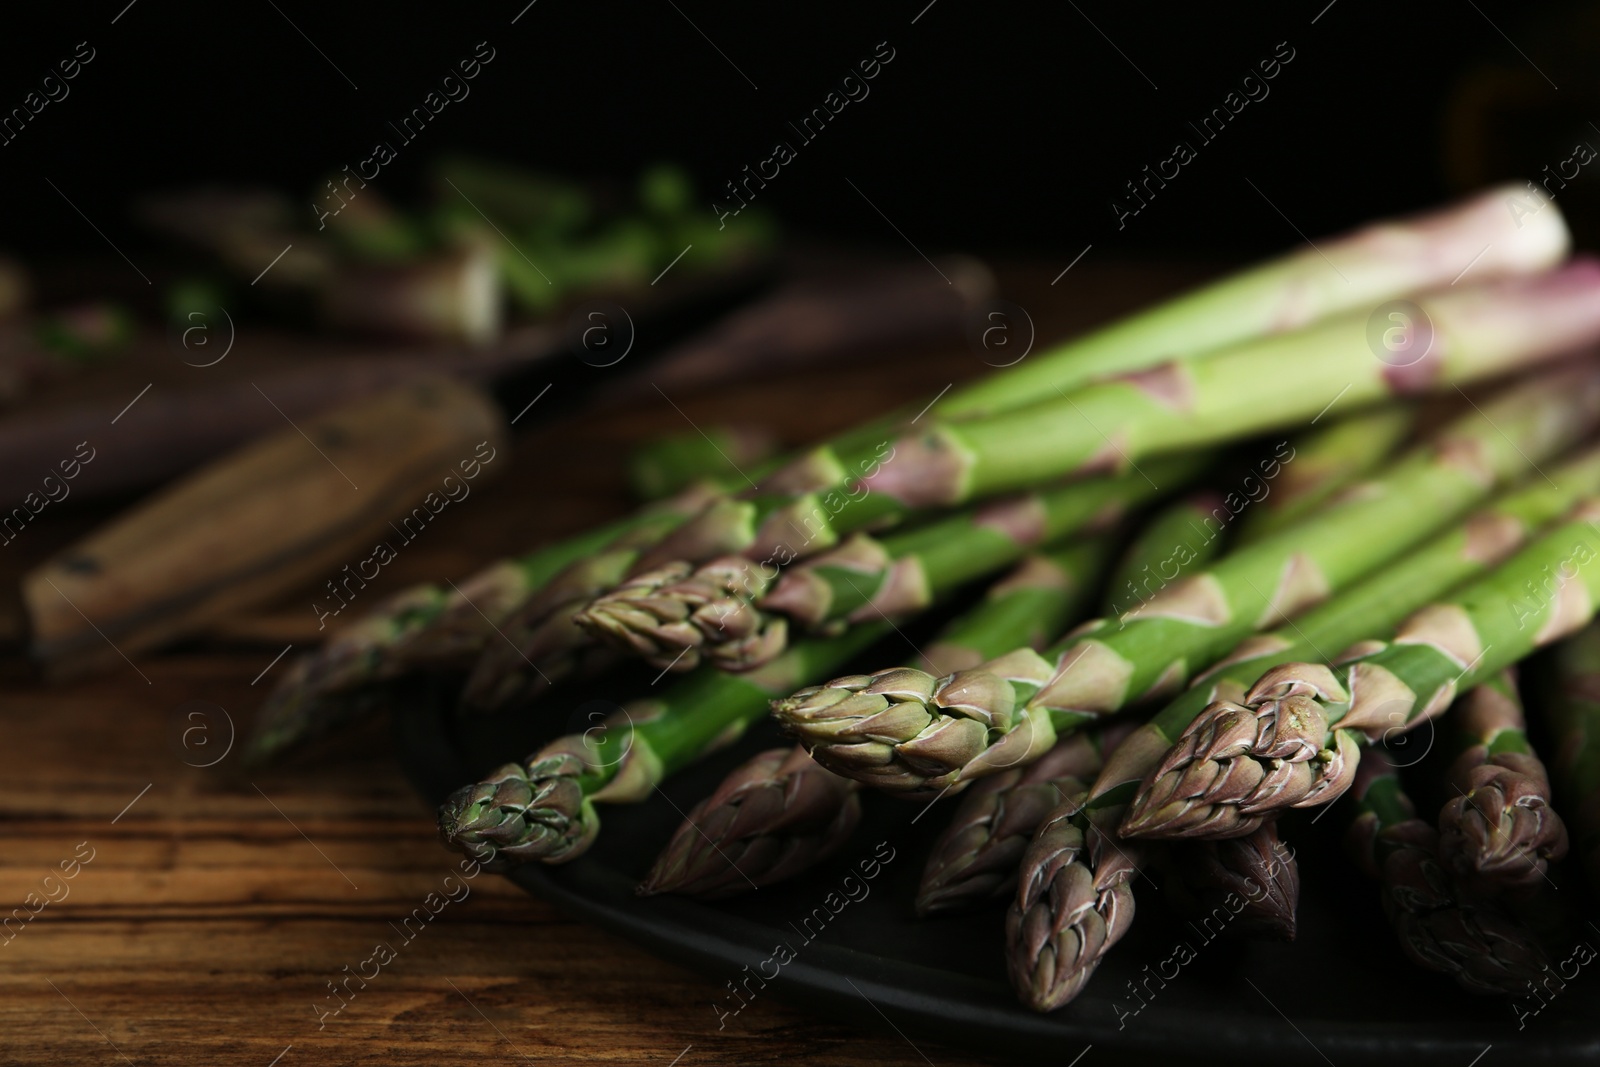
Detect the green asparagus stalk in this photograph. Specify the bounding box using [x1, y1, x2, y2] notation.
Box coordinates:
[1121, 498, 1600, 840]
[920, 541, 1111, 677]
[1438, 672, 1568, 890]
[575, 455, 1204, 674]
[858, 264, 1600, 510]
[942, 183, 1568, 419]
[1543, 621, 1600, 890]
[248, 486, 721, 762]
[1090, 444, 1600, 813]
[643, 539, 1112, 899]
[454, 477, 896, 711]
[1345, 748, 1552, 995]
[629, 427, 781, 501]
[1101, 491, 1230, 620]
[773, 369, 1600, 797]
[439, 624, 894, 869]
[1234, 405, 1414, 542]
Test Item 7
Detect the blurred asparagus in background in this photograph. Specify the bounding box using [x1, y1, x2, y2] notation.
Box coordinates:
[629, 426, 782, 501]
[139, 158, 777, 345]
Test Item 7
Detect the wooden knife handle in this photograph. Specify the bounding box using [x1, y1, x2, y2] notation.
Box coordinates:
[23, 376, 507, 677]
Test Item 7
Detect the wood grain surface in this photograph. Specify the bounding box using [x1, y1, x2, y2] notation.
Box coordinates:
[0, 262, 1208, 1067]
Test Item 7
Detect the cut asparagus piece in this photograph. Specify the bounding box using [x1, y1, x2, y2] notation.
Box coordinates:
[320, 244, 502, 345]
[1438, 672, 1568, 890]
[1234, 405, 1414, 542]
[643, 539, 1112, 899]
[1122, 498, 1600, 840]
[774, 369, 1600, 797]
[1345, 748, 1552, 995]
[1544, 621, 1600, 891]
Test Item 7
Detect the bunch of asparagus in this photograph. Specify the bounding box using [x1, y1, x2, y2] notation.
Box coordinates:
[257, 183, 1600, 1014]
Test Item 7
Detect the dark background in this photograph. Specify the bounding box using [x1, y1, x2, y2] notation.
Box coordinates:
[1, 0, 1597, 261]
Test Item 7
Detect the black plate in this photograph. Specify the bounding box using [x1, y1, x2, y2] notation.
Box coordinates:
[394, 679, 1600, 1066]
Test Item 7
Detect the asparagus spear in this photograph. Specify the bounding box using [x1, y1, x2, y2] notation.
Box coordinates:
[917, 729, 1116, 917]
[1543, 621, 1600, 890]
[1005, 765, 1306, 1011]
[629, 426, 780, 501]
[1101, 492, 1229, 619]
[941, 183, 1569, 420]
[1120, 498, 1600, 840]
[1438, 672, 1568, 890]
[643, 539, 1112, 899]
[773, 369, 1600, 797]
[1007, 800, 1141, 1011]
[1162, 821, 1300, 941]
[248, 486, 720, 762]
[576, 454, 1205, 674]
[1090, 444, 1600, 817]
[587, 262, 1600, 671]
[918, 545, 1104, 676]
[467, 451, 1188, 716]
[1345, 747, 1552, 995]
[919, 502, 1294, 933]
[636, 745, 860, 899]
[439, 624, 895, 868]
[1233, 405, 1414, 542]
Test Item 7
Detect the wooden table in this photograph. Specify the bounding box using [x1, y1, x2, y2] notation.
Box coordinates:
[0, 262, 1207, 1066]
